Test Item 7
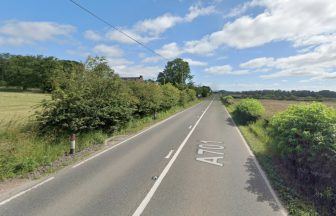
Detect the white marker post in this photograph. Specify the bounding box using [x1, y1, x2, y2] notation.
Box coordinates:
[70, 134, 76, 155]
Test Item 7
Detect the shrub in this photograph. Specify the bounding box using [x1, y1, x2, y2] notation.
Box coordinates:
[128, 81, 163, 117]
[38, 70, 136, 133]
[221, 95, 234, 105]
[179, 89, 189, 106]
[234, 99, 265, 124]
[186, 88, 197, 102]
[160, 83, 180, 110]
[269, 103, 336, 213]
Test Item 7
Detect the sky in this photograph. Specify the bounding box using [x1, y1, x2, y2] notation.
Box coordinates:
[0, 0, 336, 91]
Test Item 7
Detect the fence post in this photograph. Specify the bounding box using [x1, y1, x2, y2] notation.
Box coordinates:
[70, 134, 76, 155]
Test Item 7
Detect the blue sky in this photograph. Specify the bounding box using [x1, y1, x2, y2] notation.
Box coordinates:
[1, 0, 335, 91]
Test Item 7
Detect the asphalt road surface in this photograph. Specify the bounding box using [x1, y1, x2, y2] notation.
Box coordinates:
[0, 98, 287, 216]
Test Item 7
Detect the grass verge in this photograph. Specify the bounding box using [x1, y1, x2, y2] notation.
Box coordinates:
[225, 104, 319, 216]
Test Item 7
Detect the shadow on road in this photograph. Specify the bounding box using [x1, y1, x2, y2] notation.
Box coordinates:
[244, 157, 280, 211]
[225, 117, 236, 127]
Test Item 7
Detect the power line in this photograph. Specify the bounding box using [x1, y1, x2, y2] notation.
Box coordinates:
[68, 0, 168, 60]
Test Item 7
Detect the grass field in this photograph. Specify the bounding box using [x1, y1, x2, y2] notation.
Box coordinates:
[258, 99, 336, 118]
[0, 92, 50, 124]
[223, 98, 336, 215]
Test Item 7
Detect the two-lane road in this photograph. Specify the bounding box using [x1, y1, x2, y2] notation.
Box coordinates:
[0, 98, 286, 216]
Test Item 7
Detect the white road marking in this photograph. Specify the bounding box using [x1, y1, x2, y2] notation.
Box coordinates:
[0, 177, 54, 206]
[188, 125, 192, 129]
[223, 106, 288, 216]
[196, 156, 223, 166]
[164, 150, 174, 159]
[200, 140, 223, 144]
[199, 144, 224, 150]
[197, 148, 223, 155]
[132, 99, 214, 216]
[72, 103, 202, 168]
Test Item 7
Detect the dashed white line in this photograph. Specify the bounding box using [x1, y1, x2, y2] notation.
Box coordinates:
[188, 125, 193, 129]
[0, 177, 55, 206]
[132, 99, 214, 216]
[164, 150, 174, 159]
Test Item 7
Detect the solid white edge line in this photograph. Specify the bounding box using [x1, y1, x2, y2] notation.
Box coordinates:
[0, 177, 55, 206]
[132, 99, 214, 216]
[164, 150, 174, 159]
[72, 102, 202, 168]
[223, 106, 288, 216]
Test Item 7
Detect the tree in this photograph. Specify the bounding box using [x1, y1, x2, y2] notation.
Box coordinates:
[157, 58, 192, 86]
[85, 56, 115, 78]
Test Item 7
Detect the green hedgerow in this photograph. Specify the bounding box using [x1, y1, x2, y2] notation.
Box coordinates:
[234, 98, 265, 124]
[269, 102, 336, 214]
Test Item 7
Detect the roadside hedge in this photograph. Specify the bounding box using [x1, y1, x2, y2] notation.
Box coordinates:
[128, 81, 163, 117]
[160, 83, 180, 110]
[234, 98, 265, 124]
[269, 102, 336, 214]
[37, 63, 198, 134]
[221, 95, 234, 105]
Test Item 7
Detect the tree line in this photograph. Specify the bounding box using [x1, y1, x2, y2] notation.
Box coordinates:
[0, 53, 83, 92]
[0, 54, 212, 98]
[220, 89, 336, 100]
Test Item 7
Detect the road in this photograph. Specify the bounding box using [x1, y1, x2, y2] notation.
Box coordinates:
[0, 98, 286, 216]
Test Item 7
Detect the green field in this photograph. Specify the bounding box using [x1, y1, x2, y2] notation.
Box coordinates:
[0, 92, 50, 123]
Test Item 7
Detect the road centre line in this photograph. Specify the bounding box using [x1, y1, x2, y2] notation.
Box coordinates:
[0, 177, 55, 206]
[132, 99, 214, 216]
[222, 106, 287, 216]
[164, 150, 174, 159]
[72, 102, 202, 168]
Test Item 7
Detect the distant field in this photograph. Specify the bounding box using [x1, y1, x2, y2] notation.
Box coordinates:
[232, 98, 336, 118]
[0, 92, 50, 124]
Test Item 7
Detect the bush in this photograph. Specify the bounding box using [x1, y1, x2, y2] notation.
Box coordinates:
[128, 81, 163, 117]
[269, 103, 336, 214]
[160, 83, 180, 110]
[186, 88, 197, 102]
[233, 99, 265, 124]
[221, 95, 234, 105]
[179, 89, 189, 106]
[38, 70, 136, 133]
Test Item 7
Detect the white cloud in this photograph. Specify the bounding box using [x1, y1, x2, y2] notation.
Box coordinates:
[0, 20, 75, 46]
[84, 30, 102, 41]
[105, 4, 215, 44]
[106, 29, 158, 44]
[183, 0, 336, 54]
[205, 65, 249, 75]
[185, 5, 216, 22]
[93, 44, 123, 58]
[135, 14, 183, 36]
[106, 58, 133, 67]
[241, 40, 336, 80]
[156, 42, 183, 59]
[184, 58, 207, 66]
[240, 57, 274, 68]
[115, 65, 162, 79]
